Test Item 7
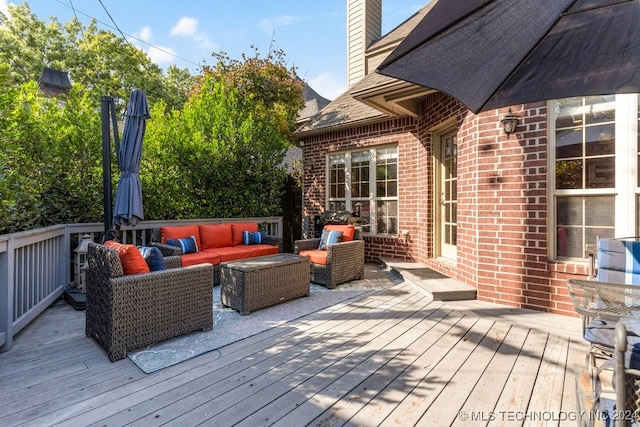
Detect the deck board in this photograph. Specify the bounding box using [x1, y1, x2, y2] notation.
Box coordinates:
[0, 267, 587, 427]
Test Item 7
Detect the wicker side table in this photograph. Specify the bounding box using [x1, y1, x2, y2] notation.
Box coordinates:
[220, 253, 310, 315]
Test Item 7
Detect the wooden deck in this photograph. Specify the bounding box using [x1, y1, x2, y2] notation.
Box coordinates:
[0, 268, 587, 426]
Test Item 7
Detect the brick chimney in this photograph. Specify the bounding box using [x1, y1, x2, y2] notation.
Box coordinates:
[346, 0, 382, 89]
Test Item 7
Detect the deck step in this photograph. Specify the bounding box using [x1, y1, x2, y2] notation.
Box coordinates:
[379, 258, 477, 301]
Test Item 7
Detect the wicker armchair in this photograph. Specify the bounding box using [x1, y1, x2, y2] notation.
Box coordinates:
[294, 235, 364, 289]
[85, 242, 214, 362]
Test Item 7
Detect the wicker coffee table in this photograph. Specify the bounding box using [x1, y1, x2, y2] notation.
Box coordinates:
[220, 253, 310, 315]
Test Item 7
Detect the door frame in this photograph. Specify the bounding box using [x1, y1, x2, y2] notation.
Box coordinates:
[432, 124, 458, 262]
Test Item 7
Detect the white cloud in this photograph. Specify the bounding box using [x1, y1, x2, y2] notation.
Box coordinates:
[309, 72, 345, 101]
[170, 17, 198, 37]
[138, 26, 152, 43]
[169, 16, 216, 51]
[147, 45, 177, 64]
[259, 15, 300, 34]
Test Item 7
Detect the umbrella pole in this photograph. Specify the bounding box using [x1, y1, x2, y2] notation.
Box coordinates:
[101, 96, 117, 242]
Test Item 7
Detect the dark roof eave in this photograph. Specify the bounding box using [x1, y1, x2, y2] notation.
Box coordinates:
[294, 115, 389, 139]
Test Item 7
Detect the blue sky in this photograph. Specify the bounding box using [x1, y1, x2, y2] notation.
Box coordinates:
[1, 0, 425, 100]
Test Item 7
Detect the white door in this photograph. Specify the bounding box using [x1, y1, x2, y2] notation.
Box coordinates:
[438, 131, 457, 260]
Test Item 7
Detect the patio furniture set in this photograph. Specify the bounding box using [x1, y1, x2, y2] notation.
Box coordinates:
[84, 222, 364, 361]
[566, 238, 640, 426]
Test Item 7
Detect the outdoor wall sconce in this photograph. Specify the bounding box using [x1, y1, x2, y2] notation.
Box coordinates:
[501, 108, 519, 137]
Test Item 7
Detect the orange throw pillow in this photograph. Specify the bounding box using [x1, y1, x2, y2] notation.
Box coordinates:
[231, 223, 259, 246]
[103, 240, 150, 275]
[200, 224, 233, 250]
[324, 224, 355, 241]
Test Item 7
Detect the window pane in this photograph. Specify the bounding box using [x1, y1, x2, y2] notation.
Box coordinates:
[585, 157, 615, 188]
[387, 163, 397, 180]
[387, 181, 397, 197]
[329, 201, 346, 211]
[556, 128, 582, 159]
[328, 153, 346, 203]
[351, 150, 369, 198]
[353, 201, 370, 229]
[377, 200, 398, 234]
[556, 196, 615, 258]
[556, 159, 583, 189]
[584, 95, 615, 125]
[376, 147, 398, 199]
[585, 123, 615, 156]
[555, 98, 584, 129]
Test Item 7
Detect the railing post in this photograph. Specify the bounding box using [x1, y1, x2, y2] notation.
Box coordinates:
[63, 225, 72, 287]
[0, 239, 14, 352]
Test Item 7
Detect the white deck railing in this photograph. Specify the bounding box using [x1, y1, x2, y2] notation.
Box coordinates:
[0, 217, 283, 353]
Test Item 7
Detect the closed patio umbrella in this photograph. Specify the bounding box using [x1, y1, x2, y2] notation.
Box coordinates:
[377, 0, 640, 113]
[113, 88, 149, 227]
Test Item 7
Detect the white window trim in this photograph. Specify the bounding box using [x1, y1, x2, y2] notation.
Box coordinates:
[548, 94, 639, 261]
[326, 145, 398, 236]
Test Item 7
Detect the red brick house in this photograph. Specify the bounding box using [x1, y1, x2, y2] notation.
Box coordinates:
[294, 0, 629, 316]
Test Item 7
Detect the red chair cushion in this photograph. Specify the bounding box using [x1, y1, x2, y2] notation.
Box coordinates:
[103, 240, 150, 275]
[324, 224, 355, 242]
[299, 249, 328, 265]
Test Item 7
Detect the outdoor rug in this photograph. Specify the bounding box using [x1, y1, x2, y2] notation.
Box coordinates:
[128, 273, 397, 373]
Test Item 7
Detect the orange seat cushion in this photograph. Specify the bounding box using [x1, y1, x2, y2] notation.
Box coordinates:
[231, 223, 259, 246]
[103, 240, 150, 275]
[180, 251, 221, 267]
[249, 244, 280, 258]
[200, 224, 233, 250]
[324, 224, 355, 242]
[212, 246, 258, 262]
[299, 249, 328, 265]
[160, 225, 202, 250]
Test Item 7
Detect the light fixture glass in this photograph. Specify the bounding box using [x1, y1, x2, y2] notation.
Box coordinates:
[501, 108, 519, 136]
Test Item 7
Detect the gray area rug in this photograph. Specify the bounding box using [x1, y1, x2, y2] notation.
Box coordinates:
[128, 278, 394, 373]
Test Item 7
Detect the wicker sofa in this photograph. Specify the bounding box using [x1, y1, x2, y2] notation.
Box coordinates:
[151, 222, 282, 285]
[85, 242, 215, 362]
[294, 224, 364, 289]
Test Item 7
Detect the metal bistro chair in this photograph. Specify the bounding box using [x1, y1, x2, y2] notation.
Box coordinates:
[568, 237, 640, 368]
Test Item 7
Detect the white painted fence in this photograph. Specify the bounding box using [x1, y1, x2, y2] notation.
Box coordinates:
[0, 217, 282, 353]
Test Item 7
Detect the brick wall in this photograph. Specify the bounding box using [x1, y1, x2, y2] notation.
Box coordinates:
[299, 94, 589, 317]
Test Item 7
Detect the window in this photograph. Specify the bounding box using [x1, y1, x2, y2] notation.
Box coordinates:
[327, 145, 398, 235]
[551, 95, 639, 260]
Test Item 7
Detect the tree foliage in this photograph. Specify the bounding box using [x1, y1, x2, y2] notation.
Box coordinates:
[0, 3, 193, 111]
[0, 10, 305, 234]
[143, 48, 305, 220]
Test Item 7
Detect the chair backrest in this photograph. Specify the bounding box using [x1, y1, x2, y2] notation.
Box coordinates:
[323, 224, 356, 241]
[88, 242, 125, 278]
[597, 238, 640, 284]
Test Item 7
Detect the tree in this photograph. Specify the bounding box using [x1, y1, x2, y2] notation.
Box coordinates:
[0, 63, 105, 234]
[142, 48, 305, 220]
[0, 3, 193, 110]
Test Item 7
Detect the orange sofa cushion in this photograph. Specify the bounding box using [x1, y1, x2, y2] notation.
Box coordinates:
[180, 251, 221, 267]
[231, 223, 259, 246]
[299, 250, 328, 265]
[200, 224, 233, 250]
[103, 240, 150, 275]
[160, 225, 202, 250]
[323, 224, 355, 242]
[212, 246, 259, 262]
[248, 244, 280, 258]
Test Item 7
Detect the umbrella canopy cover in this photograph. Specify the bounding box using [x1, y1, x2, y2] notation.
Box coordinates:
[377, 0, 640, 113]
[113, 89, 150, 227]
